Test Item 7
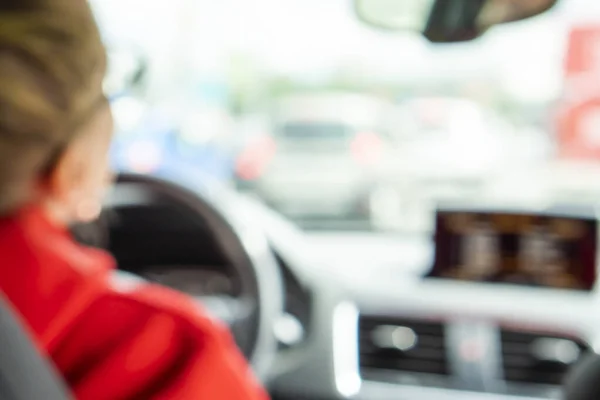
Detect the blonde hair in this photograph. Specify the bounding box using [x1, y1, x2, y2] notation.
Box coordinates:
[0, 0, 107, 213]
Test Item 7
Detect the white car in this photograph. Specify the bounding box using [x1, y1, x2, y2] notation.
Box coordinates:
[381, 97, 554, 233]
[251, 92, 396, 226]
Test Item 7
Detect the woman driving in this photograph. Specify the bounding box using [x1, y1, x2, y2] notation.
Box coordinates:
[0, 0, 267, 398]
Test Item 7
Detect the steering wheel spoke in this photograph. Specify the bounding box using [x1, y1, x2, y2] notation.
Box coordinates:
[193, 296, 255, 325]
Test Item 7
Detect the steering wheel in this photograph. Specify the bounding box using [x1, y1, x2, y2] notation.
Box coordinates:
[88, 173, 284, 380]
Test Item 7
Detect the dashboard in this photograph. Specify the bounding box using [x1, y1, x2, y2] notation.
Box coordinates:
[85, 174, 600, 400]
[259, 203, 600, 400]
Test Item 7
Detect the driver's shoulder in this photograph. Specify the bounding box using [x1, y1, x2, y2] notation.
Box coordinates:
[102, 270, 229, 339]
[52, 277, 260, 399]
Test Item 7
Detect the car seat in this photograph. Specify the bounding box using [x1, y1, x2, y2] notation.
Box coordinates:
[0, 293, 69, 399]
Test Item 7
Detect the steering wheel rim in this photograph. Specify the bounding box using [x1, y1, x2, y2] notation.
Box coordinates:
[106, 173, 284, 381]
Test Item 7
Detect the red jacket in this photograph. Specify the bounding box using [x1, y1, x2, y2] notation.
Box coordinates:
[0, 207, 269, 400]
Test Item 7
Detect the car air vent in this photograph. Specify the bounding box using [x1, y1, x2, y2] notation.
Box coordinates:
[359, 316, 449, 377]
[500, 329, 590, 386]
[272, 252, 312, 350]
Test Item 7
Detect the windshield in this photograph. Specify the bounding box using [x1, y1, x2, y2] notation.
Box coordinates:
[94, 0, 600, 235]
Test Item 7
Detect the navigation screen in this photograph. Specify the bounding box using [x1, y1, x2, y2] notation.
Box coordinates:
[427, 211, 598, 291]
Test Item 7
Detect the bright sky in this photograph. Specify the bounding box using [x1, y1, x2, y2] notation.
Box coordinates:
[92, 0, 600, 101]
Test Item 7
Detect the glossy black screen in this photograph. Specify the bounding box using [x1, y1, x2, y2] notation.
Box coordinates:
[428, 211, 598, 291]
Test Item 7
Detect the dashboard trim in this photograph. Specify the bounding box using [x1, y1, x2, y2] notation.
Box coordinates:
[333, 301, 362, 398]
[447, 320, 499, 392]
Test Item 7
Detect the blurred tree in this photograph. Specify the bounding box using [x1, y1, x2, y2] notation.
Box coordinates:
[226, 52, 267, 114]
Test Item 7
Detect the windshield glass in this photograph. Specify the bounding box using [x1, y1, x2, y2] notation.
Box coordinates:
[93, 0, 600, 235]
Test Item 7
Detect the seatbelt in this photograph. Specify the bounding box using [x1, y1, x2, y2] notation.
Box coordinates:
[0, 294, 70, 400]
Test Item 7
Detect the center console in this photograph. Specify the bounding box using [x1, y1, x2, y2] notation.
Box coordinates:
[355, 205, 600, 400]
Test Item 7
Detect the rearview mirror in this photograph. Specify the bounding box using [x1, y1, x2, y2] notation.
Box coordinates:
[353, 0, 558, 43]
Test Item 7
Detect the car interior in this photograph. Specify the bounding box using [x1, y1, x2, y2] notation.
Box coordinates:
[5, 0, 600, 399]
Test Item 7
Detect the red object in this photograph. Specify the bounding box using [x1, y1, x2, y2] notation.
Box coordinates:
[557, 25, 600, 160]
[0, 207, 268, 400]
[557, 97, 600, 159]
[565, 26, 600, 77]
[350, 132, 383, 165]
[236, 136, 277, 180]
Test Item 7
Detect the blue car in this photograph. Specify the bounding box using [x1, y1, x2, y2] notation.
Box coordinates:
[110, 97, 235, 189]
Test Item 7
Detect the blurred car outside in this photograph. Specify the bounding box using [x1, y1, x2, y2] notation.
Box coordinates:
[232, 114, 273, 192]
[236, 91, 398, 229]
[377, 96, 555, 233]
[110, 95, 237, 187]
